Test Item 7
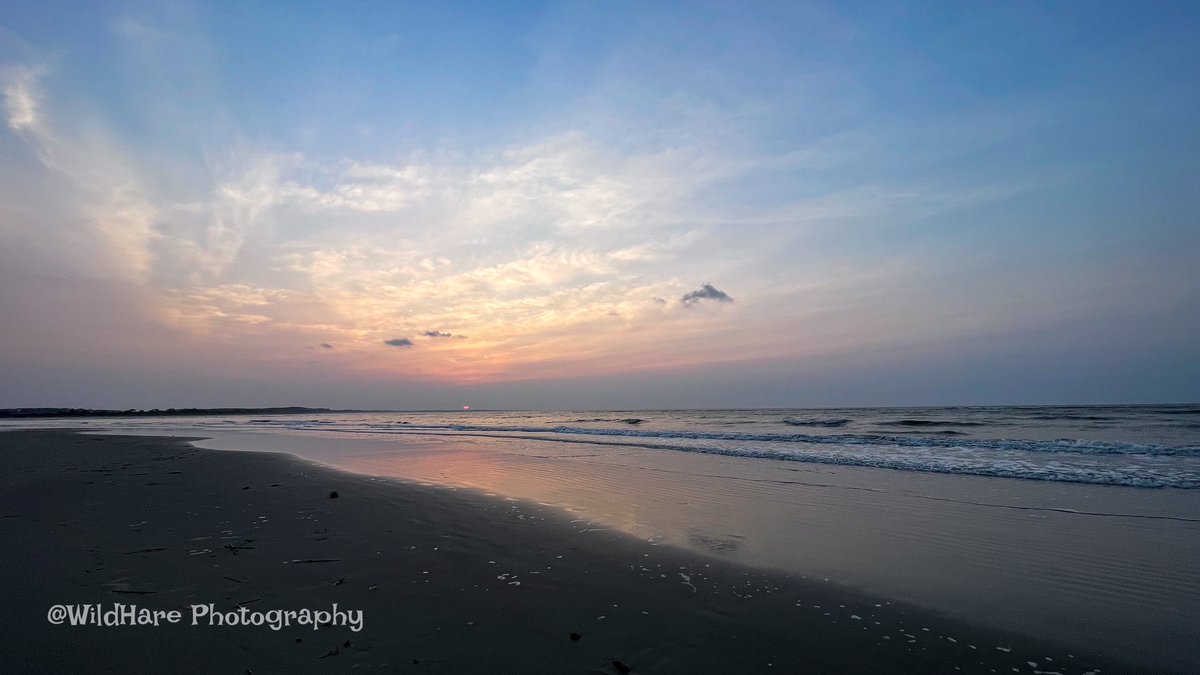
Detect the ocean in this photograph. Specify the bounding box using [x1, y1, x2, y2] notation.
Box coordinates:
[22, 404, 1200, 489]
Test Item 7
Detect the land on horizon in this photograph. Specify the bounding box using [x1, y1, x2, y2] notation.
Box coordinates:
[0, 406, 339, 419]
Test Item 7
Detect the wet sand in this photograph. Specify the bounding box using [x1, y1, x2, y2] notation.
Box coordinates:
[0, 430, 1163, 673]
[181, 425, 1200, 672]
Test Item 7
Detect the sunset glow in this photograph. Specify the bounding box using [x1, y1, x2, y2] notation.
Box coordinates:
[1, 2, 1197, 409]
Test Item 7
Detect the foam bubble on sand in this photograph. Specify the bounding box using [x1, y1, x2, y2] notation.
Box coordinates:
[679, 573, 697, 593]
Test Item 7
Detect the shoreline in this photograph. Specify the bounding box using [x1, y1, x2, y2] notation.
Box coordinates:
[175, 422, 1200, 671]
[0, 429, 1169, 673]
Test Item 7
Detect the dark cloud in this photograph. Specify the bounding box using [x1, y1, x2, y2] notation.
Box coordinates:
[681, 283, 733, 307]
[422, 330, 465, 339]
[384, 338, 414, 347]
[319, 343, 334, 349]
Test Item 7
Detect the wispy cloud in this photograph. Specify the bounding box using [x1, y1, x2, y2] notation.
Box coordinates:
[0, 56, 1035, 388]
[6, 2, 1164, 405]
[1, 65, 161, 283]
[1, 65, 42, 133]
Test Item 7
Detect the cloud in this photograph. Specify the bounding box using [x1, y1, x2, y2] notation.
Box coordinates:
[0, 27, 1030, 391]
[1, 64, 161, 283]
[110, 16, 182, 44]
[1, 65, 43, 133]
[681, 283, 734, 307]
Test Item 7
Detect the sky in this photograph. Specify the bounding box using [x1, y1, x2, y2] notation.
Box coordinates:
[1, 1, 1198, 410]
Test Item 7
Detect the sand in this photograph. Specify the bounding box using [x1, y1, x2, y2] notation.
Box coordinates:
[0, 430, 1159, 673]
[182, 424, 1200, 671]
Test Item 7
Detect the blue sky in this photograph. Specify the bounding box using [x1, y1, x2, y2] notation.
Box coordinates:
[1, 1, 1197, 409]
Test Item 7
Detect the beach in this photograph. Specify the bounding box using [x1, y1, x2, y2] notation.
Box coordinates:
[4, 2, 1198, 672]
[0, 428, 1176, 673]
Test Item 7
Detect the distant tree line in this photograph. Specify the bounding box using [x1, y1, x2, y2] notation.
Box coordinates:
[0, 407, 334, 419]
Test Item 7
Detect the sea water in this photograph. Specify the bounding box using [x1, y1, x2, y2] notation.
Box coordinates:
[24, 404, 1198, 488]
